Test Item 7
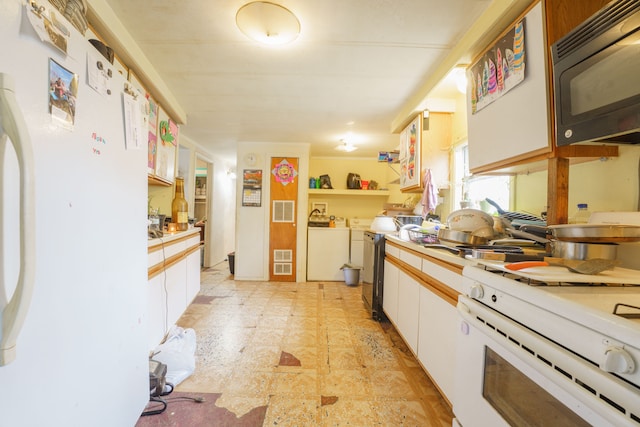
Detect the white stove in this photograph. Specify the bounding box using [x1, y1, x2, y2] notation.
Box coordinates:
[453, 214, 640, 427]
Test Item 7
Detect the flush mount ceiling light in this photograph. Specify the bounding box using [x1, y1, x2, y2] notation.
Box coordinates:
[236, 2, 300, 45]
[335, 139, 357, 152]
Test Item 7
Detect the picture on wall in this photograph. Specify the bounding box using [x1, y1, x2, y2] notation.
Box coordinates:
[470, 17, 527, 114]
[399, 113, 422, 191]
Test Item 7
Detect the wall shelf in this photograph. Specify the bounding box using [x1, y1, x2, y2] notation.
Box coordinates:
[308, 189, 390, 196]
[148, 174, 172, 187]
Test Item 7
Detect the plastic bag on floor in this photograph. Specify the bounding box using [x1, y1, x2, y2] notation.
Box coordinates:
[152, 326, 197, 387]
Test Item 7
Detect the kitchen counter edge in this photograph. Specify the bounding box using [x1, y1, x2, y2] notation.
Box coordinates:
[147, 227, 201, 247]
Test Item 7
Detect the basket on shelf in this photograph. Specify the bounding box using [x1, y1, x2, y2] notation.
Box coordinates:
[408, 229, 439, 244]
[47, 0, 88, 35]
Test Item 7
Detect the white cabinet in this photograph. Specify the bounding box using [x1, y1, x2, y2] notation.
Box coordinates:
[307, 227, 350, 281]
[418, 285, 458, 402]
[397, 270, 420, 354]
[148, 230, 201, 350]
[383, 259, 399, 323]
[466, 2, 551, 173]
[186, 246, 201, 303]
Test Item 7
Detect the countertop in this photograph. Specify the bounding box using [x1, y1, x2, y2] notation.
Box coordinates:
[384, 234, 471, 268]
[147, 227, 201, 247]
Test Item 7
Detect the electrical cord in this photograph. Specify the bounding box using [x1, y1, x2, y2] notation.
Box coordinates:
[159, 236, 169, 335]
[140, 381, 204, 417]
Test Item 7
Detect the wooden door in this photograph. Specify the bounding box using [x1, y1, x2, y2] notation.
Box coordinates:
[269, 157, 298, 281]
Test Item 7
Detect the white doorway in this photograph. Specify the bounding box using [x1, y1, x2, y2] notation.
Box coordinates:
[194, 154, 213, 267]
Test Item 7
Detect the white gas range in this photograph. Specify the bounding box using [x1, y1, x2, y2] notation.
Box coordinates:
[453, 213, 640, 427]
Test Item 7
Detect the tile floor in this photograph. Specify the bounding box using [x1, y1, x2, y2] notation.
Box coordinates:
[137, 262, 454, 426]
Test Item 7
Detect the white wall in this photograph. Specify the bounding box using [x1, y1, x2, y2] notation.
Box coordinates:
[309, 157, 409, 218]
[179, 136, 236, 266]
[235, 142, 310, 281]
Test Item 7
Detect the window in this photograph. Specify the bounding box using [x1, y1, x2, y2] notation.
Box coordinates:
[452, 142, 512, 212]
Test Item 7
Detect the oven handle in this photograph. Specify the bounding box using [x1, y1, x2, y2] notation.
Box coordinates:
[457, 295, 637, 426]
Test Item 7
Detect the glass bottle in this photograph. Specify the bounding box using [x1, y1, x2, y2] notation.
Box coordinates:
[573, 203, 590, 224]
[172, 177, 189, 231]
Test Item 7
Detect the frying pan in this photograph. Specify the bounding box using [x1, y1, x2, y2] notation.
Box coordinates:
[547, 224, 640, 242]
[437, 229, 489, 247]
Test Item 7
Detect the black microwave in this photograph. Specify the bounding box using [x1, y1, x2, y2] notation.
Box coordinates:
[551, 0, 640, 146]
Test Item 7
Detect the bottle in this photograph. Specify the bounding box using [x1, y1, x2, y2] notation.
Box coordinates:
[172, 177, 189, 231]
[574, 203, 590, 224]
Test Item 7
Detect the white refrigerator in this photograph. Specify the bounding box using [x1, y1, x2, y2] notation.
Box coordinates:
[1, 2, 149, 426]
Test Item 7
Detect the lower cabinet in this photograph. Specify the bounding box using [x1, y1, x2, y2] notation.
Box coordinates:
[148, 231, 201, 351]
[384, 239, 462, 406]
[383, 259, 399, 323]
[397, 270, 420, 354]
[418, 285, 458, 402]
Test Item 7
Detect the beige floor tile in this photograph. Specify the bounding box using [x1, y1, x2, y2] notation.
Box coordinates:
[320, 397, 380, 426]
[321, 369, 372, 397]
[369, 370, 417, 398]
[272, 369, 319, 396]
[263, 396, 320, 426]
[279, 344, 318, 369]
[374, 399, 434, 427]
[168, 265, 453, 426]
[326, 346, 361, 370]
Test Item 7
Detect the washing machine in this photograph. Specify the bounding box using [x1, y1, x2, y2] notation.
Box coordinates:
[307, 222, 350, 281]
[348, 217, 373, 267]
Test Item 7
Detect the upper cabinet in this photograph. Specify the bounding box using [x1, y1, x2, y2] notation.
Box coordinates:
[148, 103, 178, 186]
[466, 2, 551, 174]
[400, 112, 452, 192]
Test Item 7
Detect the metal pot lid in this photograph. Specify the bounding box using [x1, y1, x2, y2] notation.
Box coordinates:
[437, 228, 489, 247]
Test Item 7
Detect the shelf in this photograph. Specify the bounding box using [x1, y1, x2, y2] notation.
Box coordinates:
[308, 189, 390, 196]
[148, 174, 173, 187]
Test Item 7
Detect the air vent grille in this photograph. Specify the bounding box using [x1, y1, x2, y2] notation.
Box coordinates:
[554, 0, 640, 59]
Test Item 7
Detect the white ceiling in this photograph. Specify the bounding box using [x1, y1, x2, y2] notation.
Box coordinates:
[98, 0, 492, 162]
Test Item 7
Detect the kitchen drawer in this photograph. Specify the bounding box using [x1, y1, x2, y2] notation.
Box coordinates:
[385, 242, 400, 259]
[421, 259, 463, 293]
[399, 249, 422, 270]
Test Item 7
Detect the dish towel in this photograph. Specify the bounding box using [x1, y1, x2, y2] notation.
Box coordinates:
[420, 168, 438, 216]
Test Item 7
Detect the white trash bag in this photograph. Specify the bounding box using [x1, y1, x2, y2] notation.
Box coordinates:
[152, 326, 197, 387]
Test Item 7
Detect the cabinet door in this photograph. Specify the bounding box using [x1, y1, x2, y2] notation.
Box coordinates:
[186, 248, 201, 304]
[467, 2, 551, 173]
[418, 286, 458, 401]
[383, 260, 399, 323]
[422, 112, 452, 189]
[400, 112, 452, 193]
[397, 270, 420, 354]
[147, 273, 166, 351]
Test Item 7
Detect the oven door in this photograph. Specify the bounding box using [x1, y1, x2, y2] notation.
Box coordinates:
[453, 295, 632, 427]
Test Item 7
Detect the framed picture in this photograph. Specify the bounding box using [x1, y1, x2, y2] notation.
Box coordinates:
[399, 113, 422, 191]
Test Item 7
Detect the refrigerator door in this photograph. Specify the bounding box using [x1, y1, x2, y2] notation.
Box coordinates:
[0, 4, 149, 426]
[0, 73, 36, 366]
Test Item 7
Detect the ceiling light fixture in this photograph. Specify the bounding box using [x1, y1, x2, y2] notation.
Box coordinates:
[236, 2, 301, 46]
[335, 139, 358, 153]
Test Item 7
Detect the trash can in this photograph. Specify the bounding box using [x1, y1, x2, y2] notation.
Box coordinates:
[341, 264, 361, 286]
[228, 252, 235, 275]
